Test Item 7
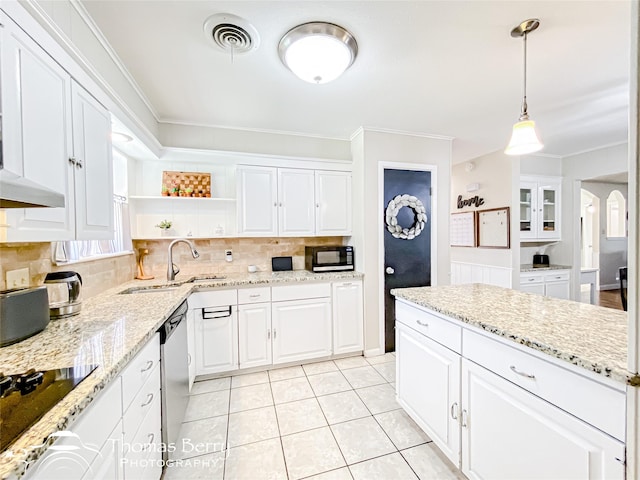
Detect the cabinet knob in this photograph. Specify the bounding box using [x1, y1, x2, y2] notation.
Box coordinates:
[140, 360, 154, 372]
[385, 267, 395, 275]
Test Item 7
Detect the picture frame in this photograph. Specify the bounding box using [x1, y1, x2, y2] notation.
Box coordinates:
[477, 207, 510, 249]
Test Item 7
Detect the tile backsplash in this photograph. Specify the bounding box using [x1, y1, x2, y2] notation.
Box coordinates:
[1, 237, 348, 297]
[132, 237, 348, 278]
[0, 243, 136, 299]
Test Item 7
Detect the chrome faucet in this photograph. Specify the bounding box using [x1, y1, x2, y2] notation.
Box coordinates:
[167, 239, 200, 281]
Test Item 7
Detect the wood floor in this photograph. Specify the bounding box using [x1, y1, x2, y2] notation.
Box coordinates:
[596, 289, 625, 311]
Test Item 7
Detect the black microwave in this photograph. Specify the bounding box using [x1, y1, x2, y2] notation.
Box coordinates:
[305, 246, 354, 272]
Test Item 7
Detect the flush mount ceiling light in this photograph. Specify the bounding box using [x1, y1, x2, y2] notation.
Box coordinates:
[278, 22, 358, 84]
[203, 13, 260, 57]
[505, 18, 544, 156]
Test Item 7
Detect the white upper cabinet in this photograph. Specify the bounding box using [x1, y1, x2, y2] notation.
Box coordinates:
[278, 168, 316, 236]
[1, 13, 113, 242]
[71, 83, 114, 240]
[1, 12, 74, 241]
[237, 165, 351, 237]
[315, 171, 352, 236]
[237, 166, 278, 236]
[519, 176, 561, 241]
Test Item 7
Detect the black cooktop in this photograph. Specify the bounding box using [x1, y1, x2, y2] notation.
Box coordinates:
[0, 364, 98, 452]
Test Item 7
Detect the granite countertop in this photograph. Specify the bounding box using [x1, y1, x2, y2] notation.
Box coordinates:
[520, 264, 572, 272]
[391, 284, 633, 386]
[0, 270, 363, 479]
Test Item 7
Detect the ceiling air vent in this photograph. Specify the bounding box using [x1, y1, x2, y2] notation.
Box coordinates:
[203, 13, 260, 55]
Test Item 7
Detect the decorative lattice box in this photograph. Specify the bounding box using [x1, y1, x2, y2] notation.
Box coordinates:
[162, 171, 211, 197]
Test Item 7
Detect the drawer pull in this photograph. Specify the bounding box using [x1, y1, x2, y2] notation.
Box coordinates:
[147, 433, 155, 444]
[141, 360, 154, 373]
[510, 365, 536, 379]
[187, 353, 192, 366]
[267, 329, 271, 340]
[141, 393, 154, 407]
[342, 282, 352, 286]
[450, 402, 459, 420]
[273, 329, 277, 339]
[249, 294, 261, 298]
[528, 278, 535, 282]
[416, 320, 429, 328]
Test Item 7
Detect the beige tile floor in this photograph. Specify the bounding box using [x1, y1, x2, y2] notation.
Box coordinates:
[164, 353, 465, 480]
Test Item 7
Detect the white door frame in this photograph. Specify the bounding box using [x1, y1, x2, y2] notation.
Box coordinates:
[378, 162, 438, 353]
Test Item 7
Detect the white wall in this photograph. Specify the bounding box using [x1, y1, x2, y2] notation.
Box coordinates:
[351, 128, 451, 354]
[450, 150, 516, 280]
[560, 143, 629, 299]
[159, 123, 351, 161]
[581, 181, 629, 289]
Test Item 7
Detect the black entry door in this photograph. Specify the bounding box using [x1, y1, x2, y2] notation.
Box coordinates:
[383, 169, 431, 352]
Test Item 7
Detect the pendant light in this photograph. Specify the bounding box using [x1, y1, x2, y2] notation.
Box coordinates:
[278, 22, 358, 84]
[505, 19, 544, 156]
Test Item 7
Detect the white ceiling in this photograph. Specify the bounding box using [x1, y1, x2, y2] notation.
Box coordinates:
[82, 0, 631, 163]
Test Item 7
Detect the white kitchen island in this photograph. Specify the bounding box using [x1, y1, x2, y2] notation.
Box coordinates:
[391, 284, 633, 480]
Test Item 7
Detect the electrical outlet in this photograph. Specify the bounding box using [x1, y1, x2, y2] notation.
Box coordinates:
[225, 250, 233, 262]
[6, 268, 29, 289]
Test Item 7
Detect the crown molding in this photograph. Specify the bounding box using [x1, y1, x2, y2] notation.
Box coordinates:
[562, 140, 628, 159]
[350, 126, 454, 142]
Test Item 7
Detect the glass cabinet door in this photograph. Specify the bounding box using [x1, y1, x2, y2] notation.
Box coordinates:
[541, 188, 557, 234]
[519, 187, 533, 233]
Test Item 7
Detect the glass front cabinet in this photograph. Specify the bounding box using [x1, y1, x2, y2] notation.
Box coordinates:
[519, 176, 561, 241]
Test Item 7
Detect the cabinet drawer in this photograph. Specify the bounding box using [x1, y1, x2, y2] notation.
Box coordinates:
[520, 273, 544, 284]
[123, 363, 160, 444]
[272, 283, 331, 302]
[123, 391, 162, 480]
[463, 329, 625, 441]
[395, 300, 462, 354]
[189, 289, 237, 309]
[238, 287, 271, 305]
[544, 270, 570, 282]
[121, 334, 160, 411]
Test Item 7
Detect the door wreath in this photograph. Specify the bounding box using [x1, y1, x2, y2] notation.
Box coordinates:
[385, 194, 427, 240]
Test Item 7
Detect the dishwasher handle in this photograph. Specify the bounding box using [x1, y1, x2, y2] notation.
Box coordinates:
[202, 306, 232, 319]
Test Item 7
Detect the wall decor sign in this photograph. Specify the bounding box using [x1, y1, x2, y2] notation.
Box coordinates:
[477, 207, 510, 249]
[450, 211, 476, 247]
[457, 195, 485, 209]
[385, 194, 427, 240]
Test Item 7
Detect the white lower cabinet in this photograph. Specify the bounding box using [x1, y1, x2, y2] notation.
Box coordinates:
[396, 300, 626, 480]
[332, 280, 363, 355]
[462, 359, 624, 480]
[271, 297, 332, 365]
[191, 290, 239, 376]
[520, 270, 570, 300]
[396, 322, 460, 465]
[238, 302, 272, 369]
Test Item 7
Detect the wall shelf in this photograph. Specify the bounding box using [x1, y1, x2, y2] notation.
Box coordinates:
[129, 195, 236, 202]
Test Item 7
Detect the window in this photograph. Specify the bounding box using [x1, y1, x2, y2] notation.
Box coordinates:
[606, 190, 626, 238]
[53, 150, 132, 263]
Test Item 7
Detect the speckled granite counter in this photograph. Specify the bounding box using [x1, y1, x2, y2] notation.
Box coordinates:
[520, 264, 572, 272]
[0, 270, 362, 479]
[391, 284, 633, 385]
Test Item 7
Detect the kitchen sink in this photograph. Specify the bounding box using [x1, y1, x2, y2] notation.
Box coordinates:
[188, 275, 227, 283]
[119, 285, 182, 294]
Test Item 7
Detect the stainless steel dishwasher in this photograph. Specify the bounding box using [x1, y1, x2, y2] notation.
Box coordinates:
[158, 300, 189, 462]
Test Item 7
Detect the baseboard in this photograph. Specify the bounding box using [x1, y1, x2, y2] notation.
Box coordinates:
[599, 284, 620, 291]
[364, 347, 386, 357]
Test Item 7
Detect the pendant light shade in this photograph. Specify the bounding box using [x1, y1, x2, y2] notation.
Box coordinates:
[505, 119, 543, 155]
[505, 19, 543, 156]
[279, 22, 357, 84]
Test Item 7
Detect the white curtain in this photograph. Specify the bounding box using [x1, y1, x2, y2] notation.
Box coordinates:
[53, 195, 132, 263]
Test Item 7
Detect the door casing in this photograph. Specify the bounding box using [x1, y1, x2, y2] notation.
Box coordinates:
[377, 162, 439, 354]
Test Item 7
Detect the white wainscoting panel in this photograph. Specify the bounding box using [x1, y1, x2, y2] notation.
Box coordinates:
[451, 262, 512, 288]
